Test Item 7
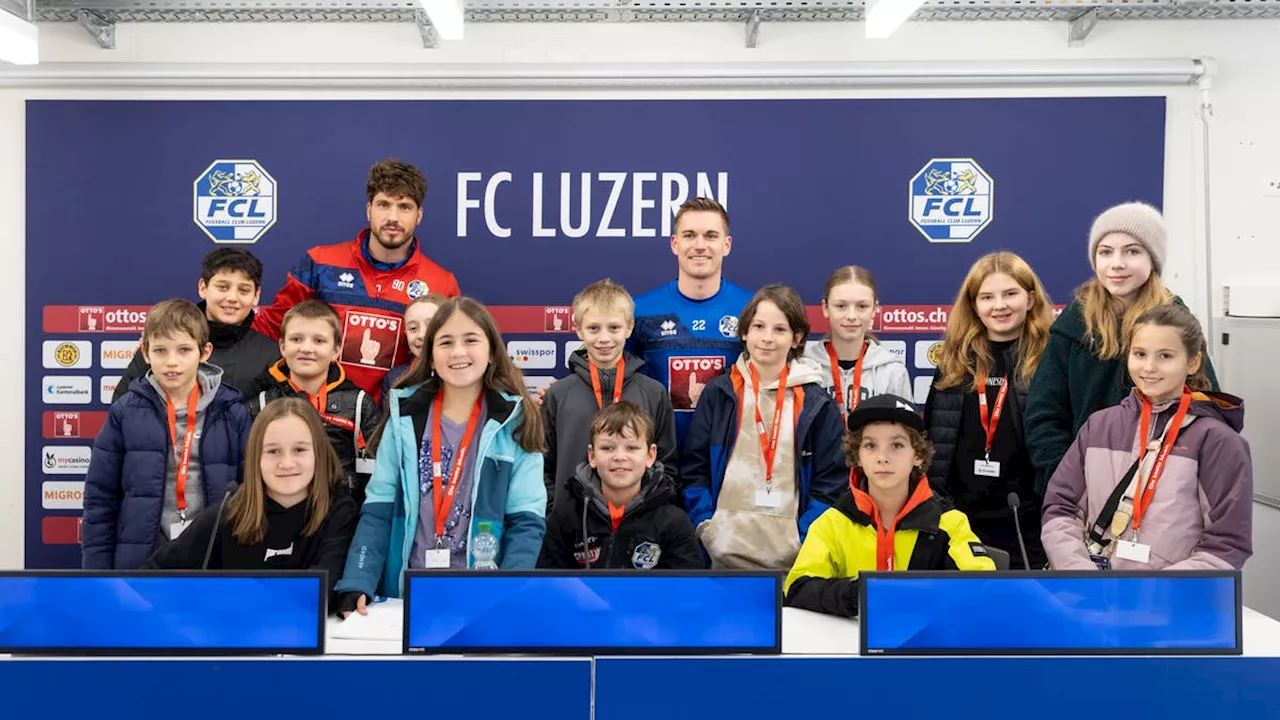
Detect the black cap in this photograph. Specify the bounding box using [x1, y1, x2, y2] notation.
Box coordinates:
[846, 394, 925, 434]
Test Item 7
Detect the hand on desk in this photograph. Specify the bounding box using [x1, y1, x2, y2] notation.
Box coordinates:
[340, 592, 369, 618]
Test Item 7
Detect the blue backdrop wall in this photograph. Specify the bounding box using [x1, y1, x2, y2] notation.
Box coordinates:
[25, 97, 1165, 568]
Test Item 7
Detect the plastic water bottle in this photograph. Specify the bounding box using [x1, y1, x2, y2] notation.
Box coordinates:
[472, 521, 499, 570]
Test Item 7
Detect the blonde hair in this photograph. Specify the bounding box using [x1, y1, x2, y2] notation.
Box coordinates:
[935, 252, 1055, 392]
[571, 278, 635, 327]
[1076, 275, 1172, 360]
[281, 299, 342, 346]
[142, 299, 209, 352]
[226, 397, 342, 545]
[406, 292, 449, 314]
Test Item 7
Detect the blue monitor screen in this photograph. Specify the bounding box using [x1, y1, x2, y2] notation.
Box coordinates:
[0, 573, 325, 654]
[404, 572, 781, 654]
[860, 572, 1241, 655]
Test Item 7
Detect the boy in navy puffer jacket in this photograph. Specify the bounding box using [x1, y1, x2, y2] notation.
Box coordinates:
[82, 299, 252, 569]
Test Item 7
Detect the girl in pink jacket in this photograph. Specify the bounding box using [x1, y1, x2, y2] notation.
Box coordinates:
[1041, 304, 1252, 570]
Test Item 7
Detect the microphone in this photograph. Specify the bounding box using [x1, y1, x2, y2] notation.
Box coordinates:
[1007, 492, 1033, 571]
[202, 488, 234, 570]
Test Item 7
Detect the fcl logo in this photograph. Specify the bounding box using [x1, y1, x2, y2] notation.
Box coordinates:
[193, 159, 279, 244]
[909, 158, 994, 244]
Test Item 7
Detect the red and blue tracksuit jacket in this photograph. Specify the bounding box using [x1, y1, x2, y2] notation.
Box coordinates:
[254, 230, 461, 402]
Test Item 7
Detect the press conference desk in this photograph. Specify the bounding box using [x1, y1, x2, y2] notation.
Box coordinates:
[323, 600, 1280, 656]
[4, 606, 1280, 719]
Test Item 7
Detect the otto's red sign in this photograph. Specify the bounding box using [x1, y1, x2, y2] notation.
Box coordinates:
[669, 356, 724, 411]
[43, 305, 151, 334]
[42, 411, 107, 439]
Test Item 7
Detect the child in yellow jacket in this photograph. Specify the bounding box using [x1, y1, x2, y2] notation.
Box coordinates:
[784, 394, 995, 617]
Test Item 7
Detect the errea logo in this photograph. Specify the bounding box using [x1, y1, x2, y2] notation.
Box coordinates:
[660, 320, 677, 337]
[338, 272, 356, 289]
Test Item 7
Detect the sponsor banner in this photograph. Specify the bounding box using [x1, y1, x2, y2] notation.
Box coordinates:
[669, 356, 725, 411]
[41, 516, 81, 545]
[41, 376, 93, 405]
[43, 305, 151, 334]
[879, 340, 907, 366]
[523, 375, 557, 395]
[564, 340, 584, 367]
[339, 310, 401, 371]
[100, 376, 121, 404]
[100, 340, 140, 369]
[42, 411, 108, 439]
[508, 341, 557, 369]
[914, 376, 934, 405]
[42, 340, 92, 370]
[41, 446, 92, 475]
[42, 481, 86, 510]
[915, 340, 943, 370]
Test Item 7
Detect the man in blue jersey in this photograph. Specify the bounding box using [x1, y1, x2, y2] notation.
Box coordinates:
[629, 197, 754, 447]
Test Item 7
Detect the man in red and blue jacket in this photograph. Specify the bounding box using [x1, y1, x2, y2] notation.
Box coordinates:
[254, 158, 461, 403]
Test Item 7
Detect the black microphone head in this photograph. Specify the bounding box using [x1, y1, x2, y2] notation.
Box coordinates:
[1007, 492, 1021, 510]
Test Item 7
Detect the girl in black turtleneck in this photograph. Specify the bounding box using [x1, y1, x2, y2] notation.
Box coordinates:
[923, 252, 1055, 569]
[145, 397, 358, 602]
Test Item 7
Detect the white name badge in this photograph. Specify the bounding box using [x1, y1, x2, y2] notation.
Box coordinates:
[974, 459, 1001, 478]
[755, 489, 783, 508]
[356, 456, 376, 474]
[422, 548, 450, 569]
[1115, 540, 1151, 564]
[169, 520, 192, 540]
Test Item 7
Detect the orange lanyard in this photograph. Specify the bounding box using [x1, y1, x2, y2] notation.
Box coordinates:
[588, 357, 625, 409]
[825, 341, 866, 421]
[748, 363, 790, 486]
[974, 373, 1010, 457]
[164, 383, 202, 518]
[430, 391, 485, 540]
[291, 378, 365, 449]
[1132, 387, 1193, 534]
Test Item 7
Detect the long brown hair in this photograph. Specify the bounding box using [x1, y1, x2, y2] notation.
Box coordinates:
[821, 265, 879, 344]
[1128, 304, 1212, 392]
[935, 252, 1055, 391]
[1076, 274, 1171, 360]
[372, 297, 544, 454]
[226, 397, 341, 545]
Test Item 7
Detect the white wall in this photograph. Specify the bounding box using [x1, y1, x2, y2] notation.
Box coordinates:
[3, 18, 1277, 612]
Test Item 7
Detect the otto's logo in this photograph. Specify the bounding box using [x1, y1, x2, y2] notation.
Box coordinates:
[910, 158, 994, 243]
[668, 356, 725, 411]
[78, 306, 104, 332]
[544, 306, 573, 333]
[340, 311, 401, 371]
[193, 159, 278, 244]
[79, 306, 149, 334]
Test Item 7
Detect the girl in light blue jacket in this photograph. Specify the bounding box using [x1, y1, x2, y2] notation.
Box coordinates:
[336, 298, 546, 617]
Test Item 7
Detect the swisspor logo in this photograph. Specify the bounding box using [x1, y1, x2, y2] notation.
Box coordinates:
[668, 356, 724, 411]
[340, 311, 401, 370]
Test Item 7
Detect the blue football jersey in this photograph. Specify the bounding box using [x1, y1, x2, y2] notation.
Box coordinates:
[628, 279, 755, 446]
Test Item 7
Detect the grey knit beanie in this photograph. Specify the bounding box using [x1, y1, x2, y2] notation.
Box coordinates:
[1088, 202, 1166, 275]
